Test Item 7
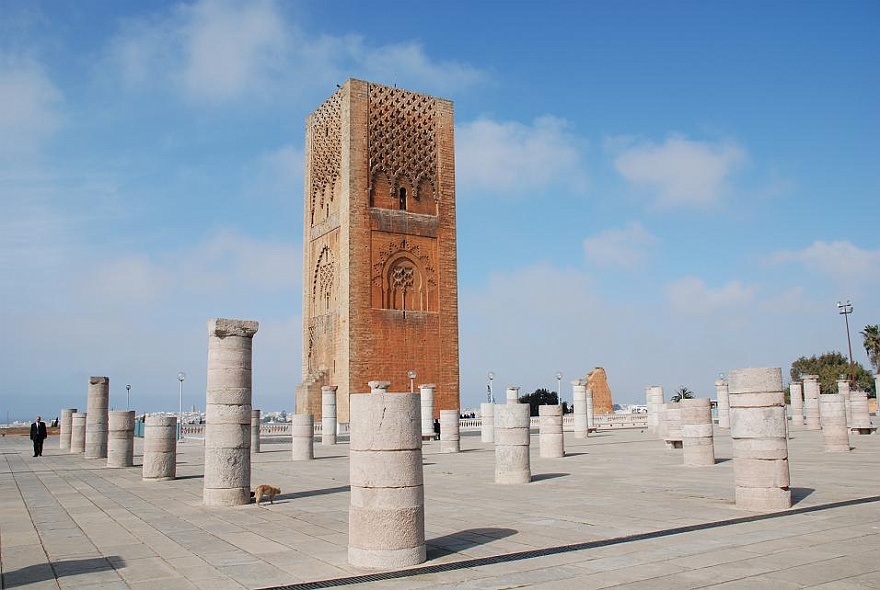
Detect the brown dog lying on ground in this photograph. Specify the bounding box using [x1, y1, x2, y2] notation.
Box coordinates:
[252, 485, 281, 506]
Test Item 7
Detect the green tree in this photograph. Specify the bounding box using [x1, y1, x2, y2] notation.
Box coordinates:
[671, 386, 695, 402]
[518, 388, 561, 417]
[790, 351, 875, 398]
[861, 324, 880, 373]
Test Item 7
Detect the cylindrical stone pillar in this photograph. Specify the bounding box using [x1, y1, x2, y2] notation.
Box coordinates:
[348, 389, 424, 569]
[849, 390, 872, 430]
[291, 414, 314, 460]
[59, 408, 77, 450]
[663, 402, 682, 448]
[440, 409, 460, 453]
[802, 375, 821, 430]
[506, 386, 519, 404]
[728, 367, 791, 511]
[586, 387, 595, 431]
[369, 380, 390, 393]
[322, 385, 338, 445]
[539, 404, 564, 458]
[420, 384, 435, 441]
[251, 410, 261, 454]
[837, 379, 852, 427]
[647, 385, 664, 434]
[143, 415, 177, 480]
[495, 402, 531, 484]
[70, 412, 86, 453]
[107, 410, 135, 468]
[85, 376, 110, 459]
[572, 380, 588, 438]
[680, 398, 715, 466]
[480, 402, 495, 443]
[789, 381, 804, 427]
[203, 318, 259, 507]
[820, 394, 850, 452]
[715, 380, 730, 429]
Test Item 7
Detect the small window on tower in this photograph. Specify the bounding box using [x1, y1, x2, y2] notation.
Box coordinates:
[399, 187, 407, 211]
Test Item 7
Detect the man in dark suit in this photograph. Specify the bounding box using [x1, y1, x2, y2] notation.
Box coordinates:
[30, 416, 48, 457]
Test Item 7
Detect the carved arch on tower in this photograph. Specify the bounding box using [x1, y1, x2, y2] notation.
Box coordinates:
[311, 246, 337, 315]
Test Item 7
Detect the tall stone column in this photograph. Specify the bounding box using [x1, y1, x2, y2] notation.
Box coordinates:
[143, 415, 177, 480]
[539, 404, 564, 458]
[572, 380, 588, 439]
[849, 390, 873, 432]
[440, 409, 460, 453]
[70, 412, 86, 453]
[646, 385, 664, 434]
[480, 402, 495, 443]
[291, 414, 314, 460]
[680, 398, 714, 466]
[728, 367, 791, 511]
[203, 318, 259, 507]
[420, 384, 435, 441]
[802, 374, 821, 430]
[837, 379, 852, 427]
[107, 410, 135, 468]
[715, 379, 730, 428]
[251, 410, 261, 454]
[663, 402, 683, 448]
[495, 402, 531, 484]
[820, 394, 850, 452]
[322, 385, 338, 445]
[506, 386, 519, 404]
[85, 376, 110, 459]
[348, 388, 424, 569]
[586, 387, 595, 431]
[789, 381, 804, 427]
[59, 408, 77, 450]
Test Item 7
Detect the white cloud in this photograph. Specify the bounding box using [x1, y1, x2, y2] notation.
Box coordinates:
[769, 240, 880, 284]
[611, 134, 746, 208]
[456, 116, 588, 197]
[583, 222, 658, 270]
[666, 276, 758, 315]
[0, 53, 62, 158]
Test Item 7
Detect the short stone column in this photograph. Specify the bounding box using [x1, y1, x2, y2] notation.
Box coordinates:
[849, 391, 874, 433]
[506, 386, 519, 404]
[203, 318, 259, 507]
[480, 402, 495, 443]
[420, 384, 435, 441]
[107, 410, 135, 468]
[663, 402, 683, 449]
[539, 404, 564, 458]
[348, 388, 424, 569]
[728, 367, 791, 511]
[572, 380, 588, 439]
[646, 385, 664, 434]
[820, 394, 850, 452]
[59, 408, 77, 450]
[802, 374, 821, 430]
[837, 379, 852, 427]
[440, 409, 460, 453]
[495, 402, 531, 484]
[143, 416, 177, 481]
[322, 385, 338, 445]
[586, 387, 595, 431]
[70, 412, 86, 453]
[789, 381, 804, 427]
[251, 410, 261, 454]
[85, 376, 110, 459]
[291, 414, 314, 460]
[680, 398, 715, 466]
[715, 380, 730, 428]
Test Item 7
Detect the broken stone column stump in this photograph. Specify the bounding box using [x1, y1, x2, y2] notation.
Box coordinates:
[715, 379, 731, 429]
[539, 404, 564, 458]
[480, 402, 495, 443]
[59, 408, 77, 450]
[291, 414, 314, 460]
[85, 376, 110, 459]
[420, 384, 435, 442]
[440, 409, 460, 453]
[820, 394, 851, 452]
[802, 375, 821, 430]
[680, 398, 715, 466]
[143, 415, 177, 481]
[495, 402, 531, 484]
[107, 410, 135, 468]
[322, 385, 338, 445]
[573, 380, 588, 439]
[70, 412, 86, 453]
[789, 381, 804, 427]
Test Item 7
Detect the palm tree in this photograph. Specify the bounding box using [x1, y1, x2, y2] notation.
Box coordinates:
[861, 324, 880, 373]
[671, 386, 695, 402]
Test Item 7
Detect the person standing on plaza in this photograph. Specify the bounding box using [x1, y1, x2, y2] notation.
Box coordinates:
[30, 416, 48, 457]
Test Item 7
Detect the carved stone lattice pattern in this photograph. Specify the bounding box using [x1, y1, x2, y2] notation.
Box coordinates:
[312, 246, 337, 314]
[371, 237, 436, 289]
[309, 91, 342, 224]
[369, 84, 437, 200]
[391, 264, 414, 291]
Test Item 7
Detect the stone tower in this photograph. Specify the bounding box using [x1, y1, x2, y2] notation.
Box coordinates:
[297, 79, 460, 423]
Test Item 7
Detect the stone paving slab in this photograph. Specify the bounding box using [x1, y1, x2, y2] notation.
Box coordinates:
[1, 421, 879, 589]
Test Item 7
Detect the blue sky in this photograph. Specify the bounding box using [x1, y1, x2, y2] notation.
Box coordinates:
[2, 0, 878, 421]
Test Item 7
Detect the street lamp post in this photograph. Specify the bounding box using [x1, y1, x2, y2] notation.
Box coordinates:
[126, 384, 131, 410]
[177, 372, 186, 440]
[556, 371, 563, 409]
[487, 371, 495, 403]
[837, 300, 855, 385]
[408, 370, 417, 394]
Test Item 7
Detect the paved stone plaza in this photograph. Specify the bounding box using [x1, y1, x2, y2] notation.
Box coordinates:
[1, 422, 878, 589]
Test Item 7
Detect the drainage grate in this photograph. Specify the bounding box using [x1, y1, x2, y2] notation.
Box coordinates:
[260, 495, 880, 590]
